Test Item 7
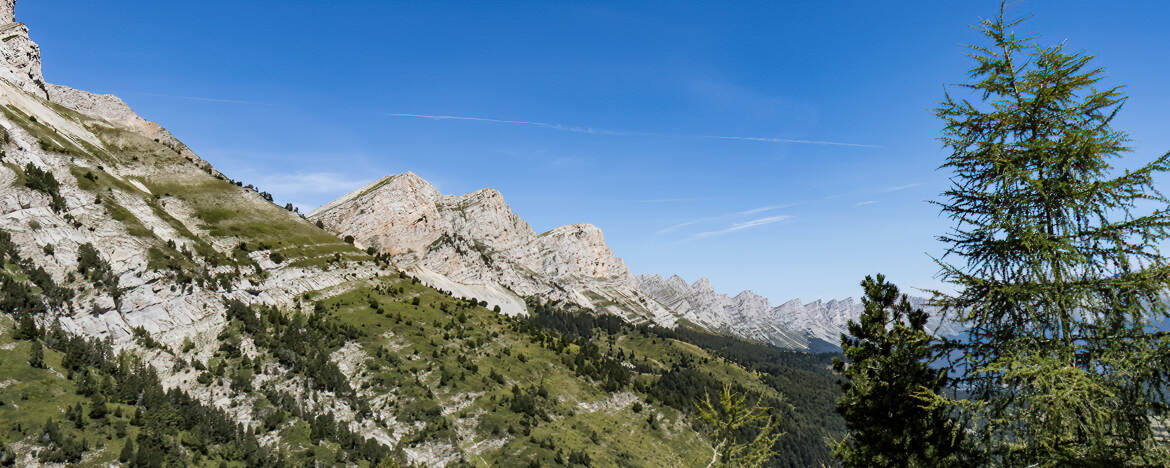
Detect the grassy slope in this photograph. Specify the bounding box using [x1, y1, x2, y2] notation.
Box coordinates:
[309, 278, 725, 466]
[0, 88, 843, 467]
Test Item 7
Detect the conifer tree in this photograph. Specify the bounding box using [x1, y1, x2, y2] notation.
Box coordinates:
[28, 340, 44, 369]
[695, 384, 783, 467]
[833, 274, 965, 467]
[932, 3, 1170, 464]
[119, 439, 135, 463]
[14, 312, 37, 340]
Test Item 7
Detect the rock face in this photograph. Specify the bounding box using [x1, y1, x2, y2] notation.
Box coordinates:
[637, 274, 960, 350]
[0, 0, 378, 345]
[0, 0, 47, 99]
[0, 0, 14, 24]
[310, 173, 678, 325]
[46, 83, 205, 163]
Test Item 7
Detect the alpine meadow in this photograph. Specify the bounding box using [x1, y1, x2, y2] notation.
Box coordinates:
[0, 1, 1167, 467]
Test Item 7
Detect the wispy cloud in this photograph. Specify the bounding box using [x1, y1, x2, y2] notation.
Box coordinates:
[856, 200, 877, 206]
[135, 92, 272, 106]
[738, 202, 800, 215]
[657, 216, 725, 234]
[882, 183, 921, 193]
[698, 135, 880, 148]
[656, 201, 797, 234]
[386, 113, 878, 148]
[693, 215, 793, 239]
[639, 197, 713, 204]
[386, 113, 650, 137]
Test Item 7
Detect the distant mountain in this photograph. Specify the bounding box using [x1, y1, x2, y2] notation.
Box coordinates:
[637, 274, 963, 350]
[313, 172, 965, 352]
[308, 172, 679, 325]
[635, 274, 811, 349]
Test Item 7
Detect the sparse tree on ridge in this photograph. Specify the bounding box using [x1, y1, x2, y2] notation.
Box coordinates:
[931, 3, 1170, 464]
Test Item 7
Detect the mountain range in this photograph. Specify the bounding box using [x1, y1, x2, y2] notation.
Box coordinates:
[310, 172, 957, 352]
[0, 3, 845, 465]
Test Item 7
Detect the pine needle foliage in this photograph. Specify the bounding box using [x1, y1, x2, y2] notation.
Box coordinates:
[931, 3, 1170, 465]
[833, 274, 966, 467]
[696, 384, 784, 468]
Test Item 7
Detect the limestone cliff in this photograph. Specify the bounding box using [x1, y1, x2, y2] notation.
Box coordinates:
[310, 173, 679, 325]
[0, 0, 47, 99]
[0, 1, 378, 344]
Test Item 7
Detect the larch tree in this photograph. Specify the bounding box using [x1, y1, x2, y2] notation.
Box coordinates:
[696, 384, 784, 468]
[932, 3, 1170, 465]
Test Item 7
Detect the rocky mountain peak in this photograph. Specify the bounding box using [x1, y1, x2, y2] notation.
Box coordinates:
[0, 0, 46, 99]
[312, 172, 677, 325]
[1, 0, 15, 24]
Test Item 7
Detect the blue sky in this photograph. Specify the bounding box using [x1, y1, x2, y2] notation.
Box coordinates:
[22, 1, 1170, 301]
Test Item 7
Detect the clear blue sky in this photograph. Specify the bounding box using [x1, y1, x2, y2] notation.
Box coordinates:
[22, 1, 1170, 301]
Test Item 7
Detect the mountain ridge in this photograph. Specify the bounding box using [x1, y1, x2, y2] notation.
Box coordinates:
[0, 5, 846, 464]
[309, 170, 681, 326]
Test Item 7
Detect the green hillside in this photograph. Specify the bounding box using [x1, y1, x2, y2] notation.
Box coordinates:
[0, 84, 844, 466]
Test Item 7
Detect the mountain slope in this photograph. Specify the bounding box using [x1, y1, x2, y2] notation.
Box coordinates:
[0, 3, 841, 466]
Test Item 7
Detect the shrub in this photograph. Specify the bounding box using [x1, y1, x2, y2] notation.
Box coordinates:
[22, 163, 66, 212]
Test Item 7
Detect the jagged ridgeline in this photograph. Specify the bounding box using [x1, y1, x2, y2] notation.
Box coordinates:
[0, 2, 843, 467]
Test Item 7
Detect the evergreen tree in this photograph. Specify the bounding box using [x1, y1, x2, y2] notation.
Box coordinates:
[28, 340, 44, 369]
[832, 274, 965, 467]
[932, 3, 1170, 464]
[695, 384, 783, 468]
[88, 392, 108, 420]
[119, 439, 135, 463]
[14, 312, 37, 340]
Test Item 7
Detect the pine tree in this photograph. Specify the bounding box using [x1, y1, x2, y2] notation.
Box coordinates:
[833, 274, 965, 467]
[88, 392, 108, 420]
[932, 3, 1170, 464]
[14, 312, 37, 340]
[119, 439, 135, 463]
[28, 340, 44, 369]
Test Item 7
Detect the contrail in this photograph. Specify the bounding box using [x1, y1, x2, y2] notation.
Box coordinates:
[386, 113, 879, 148]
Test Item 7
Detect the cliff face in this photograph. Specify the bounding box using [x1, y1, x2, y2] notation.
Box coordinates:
[310, 173, 678, 325]
[0, 0, 47, 100]
[0, 1, 379, 344]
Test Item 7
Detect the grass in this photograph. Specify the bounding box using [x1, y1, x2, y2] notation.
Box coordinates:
[144, 177, 352, 264]
[307, 278, 781, 466]
[0, 317, 133, 466]
[0, 105, 90, 160]
[0, 93, 816, 465]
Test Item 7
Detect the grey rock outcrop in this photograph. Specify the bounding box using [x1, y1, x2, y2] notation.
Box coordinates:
[46, 83, 207, 166]
[1, 0, 14, 24]
[0, 0, 47, 100]
[310, 173, 679, 325]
